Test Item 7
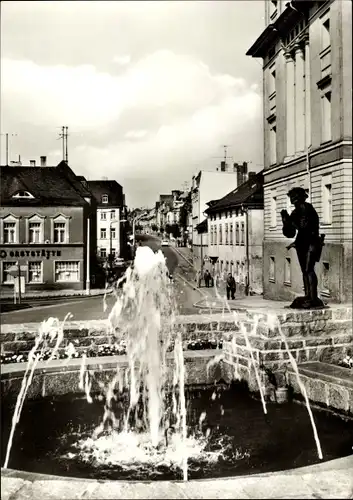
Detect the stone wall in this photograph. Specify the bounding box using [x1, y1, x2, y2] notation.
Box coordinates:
[1, 307, 352, 409]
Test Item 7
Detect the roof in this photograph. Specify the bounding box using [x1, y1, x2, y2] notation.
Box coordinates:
[195, 218, 208, 233]
[56, 161, 92, 198]
[0, 166, 89, 206]
[87, 180, 124, 207]
[205, 172, 264, 214]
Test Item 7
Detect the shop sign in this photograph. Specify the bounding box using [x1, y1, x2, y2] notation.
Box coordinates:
[0, 249, 62, 260]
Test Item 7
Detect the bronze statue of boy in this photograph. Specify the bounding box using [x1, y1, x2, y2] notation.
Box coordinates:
[281, 187, 325, 309]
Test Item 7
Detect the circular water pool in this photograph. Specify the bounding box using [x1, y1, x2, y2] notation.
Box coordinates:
[2, 383, 352, 481]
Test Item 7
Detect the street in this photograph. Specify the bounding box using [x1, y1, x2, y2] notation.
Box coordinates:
[0, 235, 203, 325]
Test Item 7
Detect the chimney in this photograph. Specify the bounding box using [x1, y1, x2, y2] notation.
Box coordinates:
[40, 156, 47, 167]
[220, 161, 226, 172]
[30, 160, 36, 166]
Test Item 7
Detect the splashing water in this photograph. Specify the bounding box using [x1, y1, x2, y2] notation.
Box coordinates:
[4, 313, 72, 469]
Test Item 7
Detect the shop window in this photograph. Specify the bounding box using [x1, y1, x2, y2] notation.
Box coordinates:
[101, 228, 107, 239]
[269, 256, 275, 282]
[3, 222, 16, 244]
[2, 262, 16, 284]
[28, 262, 43, 283]
[55, 261, 79, 282]
[322, 174, 332, 224]
[100, 248, 107, 258]
[101, 212, 107, 220]
[102, 194, 109, 204]
[284, 257, 291, 285]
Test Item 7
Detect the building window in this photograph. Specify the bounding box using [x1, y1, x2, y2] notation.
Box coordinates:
[101, 228, 107, 239]
[28, 262, 43, 283]
[321, 12, 330, 50]
[286, 190, 292, 213]
[271, 195, 277, 228]
[214, 225, 217, 245]
[2, 262, 16, 283]
[241, 222, 245, 245]
[210, 226, 214, 245]
[235, 223, 239, 245]
[322, 262, 330, 295]
[111, 248, 116, 258]
[219, 224, 222, 244]
[100, 248, 107, 258]
[110, 210, 116, 220]
[322, 174, 332, 224]
[269, 256, 275, 282]
[102, 194, 109, 204]
[230, 223, 233, 245]
[55, 261, 79, 282]
[225, 223, 229, 245]
[101, 212, 107, 220]
[270, 124, 277, 166]
[3, 222, 16, 244]
[28, 222, 42, 243]
[54, 222, 66, 243]
[284, 257, 291, 284]
[110, 227, 116, 239]
[321, 91, 331, 143]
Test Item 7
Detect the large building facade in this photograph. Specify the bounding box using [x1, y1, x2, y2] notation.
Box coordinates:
[247, 0, 352, 303]
[0, 164, 95, 293]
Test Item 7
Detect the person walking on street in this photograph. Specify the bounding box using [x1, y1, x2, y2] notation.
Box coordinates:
[204, 269, 211, 288]
[226, 273, 236, 300]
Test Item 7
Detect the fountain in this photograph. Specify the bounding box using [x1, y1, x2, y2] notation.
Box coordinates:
[1, 246, 352, 492]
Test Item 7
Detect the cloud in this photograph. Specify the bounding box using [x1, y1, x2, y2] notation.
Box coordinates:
[2, 49, 262, 206]
[112, 54, 131, 65]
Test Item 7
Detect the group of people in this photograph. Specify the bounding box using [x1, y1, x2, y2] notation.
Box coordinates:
[196, 269, 237, 300]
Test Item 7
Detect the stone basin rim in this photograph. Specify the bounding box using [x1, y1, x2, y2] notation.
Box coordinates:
[2, 455, 353, 484]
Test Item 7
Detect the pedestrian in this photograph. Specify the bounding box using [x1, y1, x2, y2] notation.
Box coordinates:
[204, 269, 211, 288]
[226, 273, 236, 300]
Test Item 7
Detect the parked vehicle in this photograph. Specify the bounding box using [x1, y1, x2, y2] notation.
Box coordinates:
[161, 240, 169, 247]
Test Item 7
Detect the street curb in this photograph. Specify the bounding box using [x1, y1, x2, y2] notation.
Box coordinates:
[173, 246, 194, 267]
[0, 289, 112, 302]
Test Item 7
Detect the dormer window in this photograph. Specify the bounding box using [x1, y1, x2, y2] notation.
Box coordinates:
[102, 194, 109, 204]
[12, 190, 34, 199]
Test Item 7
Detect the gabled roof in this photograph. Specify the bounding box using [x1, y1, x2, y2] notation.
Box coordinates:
[86, 180, 124, 207]
[205, 172, 264, 214]
[0, 166, 89, 206]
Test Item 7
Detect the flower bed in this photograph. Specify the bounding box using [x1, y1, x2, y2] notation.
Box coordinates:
[0, 338, 223, 365]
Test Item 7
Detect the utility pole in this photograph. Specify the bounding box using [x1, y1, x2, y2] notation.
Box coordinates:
[1, 133, 17, 165]
[58, 126, 69, 162]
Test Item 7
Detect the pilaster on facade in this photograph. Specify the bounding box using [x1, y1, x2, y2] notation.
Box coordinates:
[294, 43, 306, 153]
[284, 50, 296, 158]
[304, 35, 312, 149]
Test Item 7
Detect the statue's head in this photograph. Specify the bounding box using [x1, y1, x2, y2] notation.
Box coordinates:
[287, 187, 308, 205]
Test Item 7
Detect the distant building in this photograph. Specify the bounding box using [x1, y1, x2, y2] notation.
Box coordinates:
[247, 0, 352, 303]
[191, 163, 248, 271]
[86, 180, 125, 262]
[0, 162, 95, 293]
[205, 172, 264, 295]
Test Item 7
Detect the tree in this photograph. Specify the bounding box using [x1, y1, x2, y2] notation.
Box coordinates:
[170, 223, 181, 238]
[151, 224, 158, 232]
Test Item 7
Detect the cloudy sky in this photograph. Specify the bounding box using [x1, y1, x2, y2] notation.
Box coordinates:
[1, 1, 264, 208]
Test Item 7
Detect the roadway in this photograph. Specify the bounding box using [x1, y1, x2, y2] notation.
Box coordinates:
[0, 235, 203, 325]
